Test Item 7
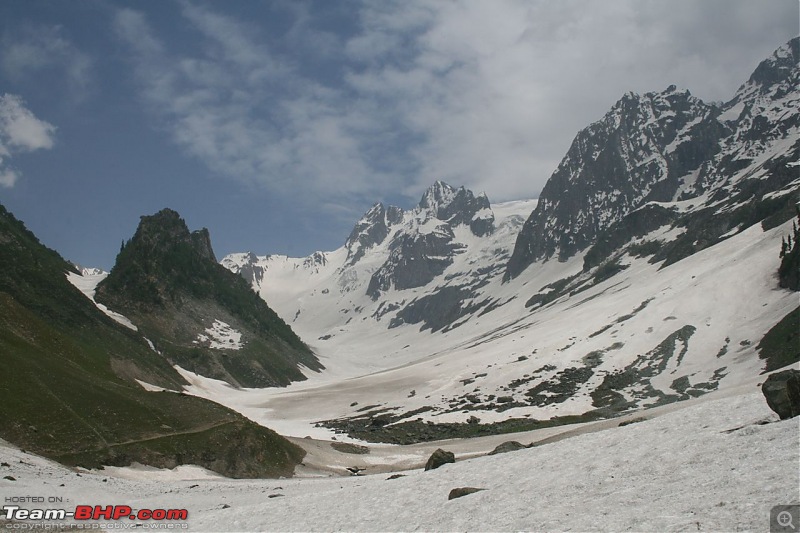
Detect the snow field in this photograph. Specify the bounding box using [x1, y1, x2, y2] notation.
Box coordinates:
[0, 391, 796, 532]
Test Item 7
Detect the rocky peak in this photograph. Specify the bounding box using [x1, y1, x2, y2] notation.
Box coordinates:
[418, 180, 458, 212]
[128, 208, 217, 263]
[96, 208, 322, 387]
[418, 181, 495, 237]
[345, 202, 404, 266]
[739, 37, 799, 99]
[714, 38, 800, 162]
[505, 86, 729, 279]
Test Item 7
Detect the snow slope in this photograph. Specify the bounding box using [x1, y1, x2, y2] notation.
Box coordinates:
[1, 390, 796, 532]
[209, 212, 796, 439]
[66, 270, 138, 331]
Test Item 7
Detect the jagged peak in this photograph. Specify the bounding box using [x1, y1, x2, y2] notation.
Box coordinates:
[363, 202, 385, 218]
[419, 180, 460, 211]
[120, 208, 218, 264]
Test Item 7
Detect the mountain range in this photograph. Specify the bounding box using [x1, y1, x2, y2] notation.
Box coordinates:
[219, 38, 799, 442]
[0, 38, 797, 475]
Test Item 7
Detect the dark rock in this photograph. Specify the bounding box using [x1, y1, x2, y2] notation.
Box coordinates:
[221, 504, 230, 509]
[419, 181, 494, 237]
[389, 285, 494, 332]
[425, 448, 455, 471]
[618, 416, 647, 427]
[386, 474, 406, 480]
[3, 476, 15, 481]
[94, 207, 323, 388]
[448, 487, 484, 500]
[466, 415, 480, 425]
[762, 369, 800, 419]
[0, 462, 8, 467]
[267, 494, 284, 498]
[367, 224, 464, 299]
[345, 203, 403, 266]
[487, 441, 527, 455]
[505, 87, 730, 279]
[331, 442, 370, 454]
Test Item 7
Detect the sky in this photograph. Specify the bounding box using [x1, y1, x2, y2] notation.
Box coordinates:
[0, 0, 796, 270]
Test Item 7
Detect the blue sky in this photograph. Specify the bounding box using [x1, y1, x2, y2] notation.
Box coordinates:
[0, 0, 796, 270]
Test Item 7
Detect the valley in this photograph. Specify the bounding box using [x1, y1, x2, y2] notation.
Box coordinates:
[0, 34, 798, 533]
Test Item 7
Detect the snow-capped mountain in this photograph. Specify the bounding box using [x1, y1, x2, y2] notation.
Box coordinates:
[222, 183, 533, 348]
[506, 37, 800, 279]
[216, 39, 798, 443]
[505, 86, 729, 275]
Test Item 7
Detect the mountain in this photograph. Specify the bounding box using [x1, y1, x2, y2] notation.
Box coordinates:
[222, 183, 530, 343]
[0, 203, 305, 478]
[94, 208, 322, 388]
[217, 39, 799, 445]
[506, 37, 800, 279]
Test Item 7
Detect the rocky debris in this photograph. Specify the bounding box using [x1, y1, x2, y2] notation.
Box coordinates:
[618, 417, 647, 427]
[345, 467, 365, 476]
[487, 441, 527, 455]
[330, 442, 370, 455]
[425, 448, 455, 471]
[448, 487, 485, 500]
[467, 416, 480, 425]
[762, 369, 800, 419]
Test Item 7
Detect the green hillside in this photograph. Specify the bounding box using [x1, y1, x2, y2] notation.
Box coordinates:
[0, 204, 304, 478]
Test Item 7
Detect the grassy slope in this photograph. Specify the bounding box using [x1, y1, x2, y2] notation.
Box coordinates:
[0, 204, 303, 478]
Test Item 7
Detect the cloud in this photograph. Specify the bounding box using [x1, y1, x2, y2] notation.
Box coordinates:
[0, 93, 56, 187]
[113, 1, 798, 213]
[113, 4, 396, 220]
[1, 25, 92, 101]
[344, 0, 798, 201]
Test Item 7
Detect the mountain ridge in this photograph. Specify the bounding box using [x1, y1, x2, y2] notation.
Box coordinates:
[0, 202, 306, 478]
[216, 39, 799, 443]
[95, 208, 323, 388]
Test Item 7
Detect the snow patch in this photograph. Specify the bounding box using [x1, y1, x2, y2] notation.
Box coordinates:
[194, 320, 244, 350]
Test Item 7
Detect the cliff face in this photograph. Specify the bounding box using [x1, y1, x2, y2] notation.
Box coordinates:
[96, 208, 322, 388]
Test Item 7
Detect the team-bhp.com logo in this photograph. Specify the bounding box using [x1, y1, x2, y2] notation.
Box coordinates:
[2, 505, 188, 529]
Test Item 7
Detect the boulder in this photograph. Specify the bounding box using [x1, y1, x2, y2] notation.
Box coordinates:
[448, 487, 484, 500]
[487, 441, 527, 455]
[425, 448, 455, 471]
[762, 369, 800, 419]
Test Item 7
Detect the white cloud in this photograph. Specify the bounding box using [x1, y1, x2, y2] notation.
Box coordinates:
[113, 4, 398, 218]
[0, 94, 56, 187]
[1, 25, 92, 101]
[343, 0, 798, 202]
[0, 167, 19, 188]
[113, 1, 797, 212]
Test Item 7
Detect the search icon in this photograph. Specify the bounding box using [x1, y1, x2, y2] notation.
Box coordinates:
[773, 506, 800, 532]
[778, 511, 796, 530]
